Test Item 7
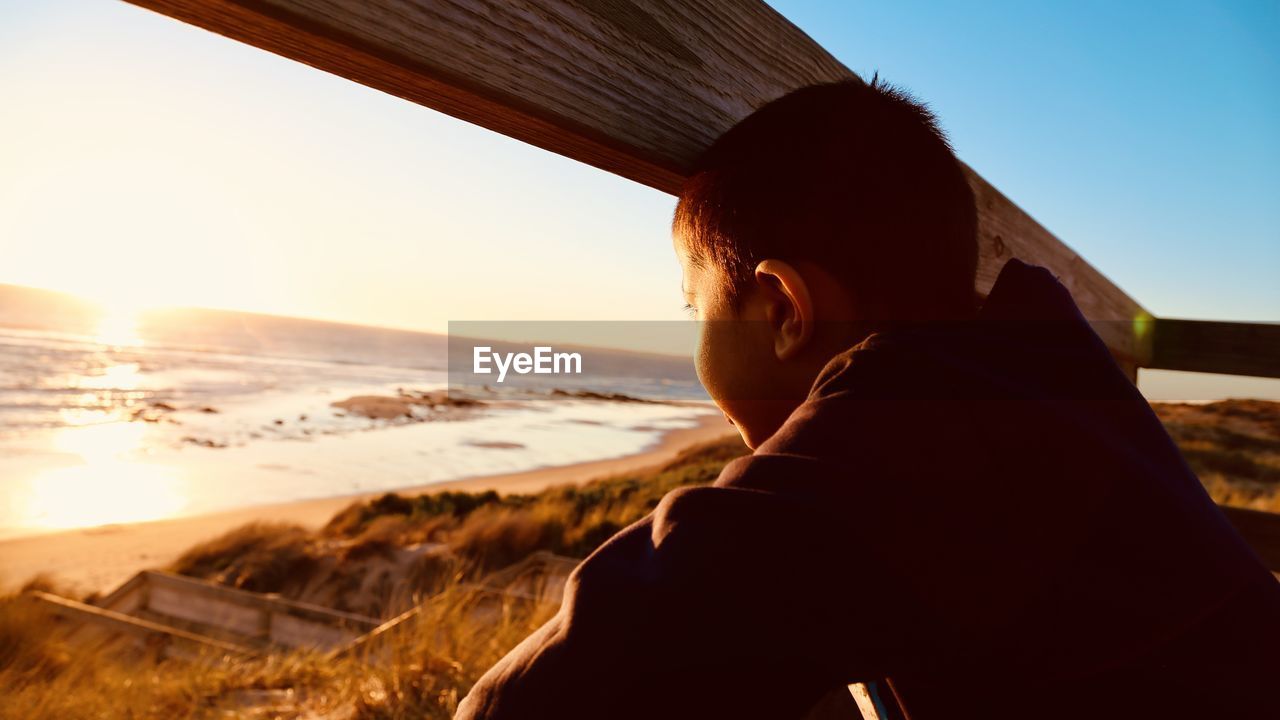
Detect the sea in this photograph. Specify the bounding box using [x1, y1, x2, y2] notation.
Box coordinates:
[0, 285, 714, 539]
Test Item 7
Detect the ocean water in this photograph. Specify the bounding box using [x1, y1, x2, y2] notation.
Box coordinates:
[0, 291, 713, 538]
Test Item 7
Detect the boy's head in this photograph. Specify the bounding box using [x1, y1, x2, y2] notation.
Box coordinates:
[673, 76, 979, 448]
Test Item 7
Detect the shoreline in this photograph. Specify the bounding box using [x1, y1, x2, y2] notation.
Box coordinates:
[0, 414, 735, 595]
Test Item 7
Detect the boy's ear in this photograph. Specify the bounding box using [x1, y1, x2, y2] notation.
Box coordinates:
[753, 259, 814, 360]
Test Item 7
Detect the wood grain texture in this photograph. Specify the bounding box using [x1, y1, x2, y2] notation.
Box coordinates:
[1150, 319, 1280, 379]
[269, 612, 363, 649]
[142, 571, 380, 629]
[125, 0, 849, 192]
[965, 166, 1153, 369]
[123, 0, 1150, 363]
[148, 582, 263, 636]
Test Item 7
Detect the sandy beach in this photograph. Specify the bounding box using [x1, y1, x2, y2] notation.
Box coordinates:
[0, 414, 734, 595]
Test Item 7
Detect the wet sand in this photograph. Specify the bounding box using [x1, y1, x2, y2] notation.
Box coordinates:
[0, 414, 734, 595]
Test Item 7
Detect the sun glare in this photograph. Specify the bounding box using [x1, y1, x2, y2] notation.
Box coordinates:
[24, 422, 187, 531]
[93, 303, 145, 348]
[24, 462, 186, 531]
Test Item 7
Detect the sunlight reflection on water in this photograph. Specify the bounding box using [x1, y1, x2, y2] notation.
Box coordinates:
[22, 416, 188, 530]
[1, 305, 716, 536]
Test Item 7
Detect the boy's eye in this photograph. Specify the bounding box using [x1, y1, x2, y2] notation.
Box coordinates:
[682, 302, 698, 319]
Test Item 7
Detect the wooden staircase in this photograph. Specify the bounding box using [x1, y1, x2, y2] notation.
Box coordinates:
[28, 551, 577, 661]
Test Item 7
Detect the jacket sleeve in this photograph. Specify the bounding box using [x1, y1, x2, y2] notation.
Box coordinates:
[454, 453, 922, 719]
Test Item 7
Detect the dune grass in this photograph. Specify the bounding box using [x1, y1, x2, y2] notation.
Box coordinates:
[4, 400, 1277, 718]
[1, 434, 746, 718]
[166, 434, 750, 617]
[0, 580, 555, 719]
[1152, 399, 1280, 512]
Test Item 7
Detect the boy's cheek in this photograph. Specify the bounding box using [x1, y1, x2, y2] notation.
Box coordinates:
[695, 322, 780, 444]
[693, 321, 743, 405]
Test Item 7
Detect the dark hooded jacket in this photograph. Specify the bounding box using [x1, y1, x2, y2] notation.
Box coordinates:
[455, 258, 1280, 719]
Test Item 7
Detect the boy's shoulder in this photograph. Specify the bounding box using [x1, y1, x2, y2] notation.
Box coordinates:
[710, 259, 1275, 668]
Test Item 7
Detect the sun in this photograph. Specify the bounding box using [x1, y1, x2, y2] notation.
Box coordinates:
[91, 298, 150, 348]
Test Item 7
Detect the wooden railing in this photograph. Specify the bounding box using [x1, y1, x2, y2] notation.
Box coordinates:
[31, 590, 256, 661]
[123, 0, 1157, 370]
[31, 552, 577, 661]
[119, 0, 1277, 383]
[1149, 319, 1280, 379]
[52, 569, 381, 653]
[100, 1, 1279, 717]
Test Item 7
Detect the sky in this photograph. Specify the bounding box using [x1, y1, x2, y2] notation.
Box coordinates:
[0, 0, 1276, 336]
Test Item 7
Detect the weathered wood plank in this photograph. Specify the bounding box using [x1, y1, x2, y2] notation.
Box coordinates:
[270, 612, 363, 649]
[148, 583, 265, 636]
[98, 572, 377, 651]
[848, 683, 886, 720]
[124, 0, 1151, 365]
[126, 0, 847, 193]
[143, 571, 380, 630]
[29, 591, 255, 658]
[1150, 319, 1280, 379]
[965, 168, 1153, 370]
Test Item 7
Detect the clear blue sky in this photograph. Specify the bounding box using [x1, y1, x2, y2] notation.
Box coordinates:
[778, 0, 1279, 323]
[0, 0, 1275, 331]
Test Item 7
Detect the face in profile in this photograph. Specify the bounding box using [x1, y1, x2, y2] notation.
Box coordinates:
[674, 237, 822, 450]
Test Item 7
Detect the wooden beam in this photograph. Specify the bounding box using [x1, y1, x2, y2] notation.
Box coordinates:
[123, 0, 1150, 363]
[964, 168, 1152, 370]
[125, 0, 842, 193]
[1149, 319, 1280, 379]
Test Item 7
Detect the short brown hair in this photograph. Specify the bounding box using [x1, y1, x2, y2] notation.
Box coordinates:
[673, 75, 979, 325]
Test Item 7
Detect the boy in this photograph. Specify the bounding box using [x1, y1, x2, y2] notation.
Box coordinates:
[456, 78, 1280, 719]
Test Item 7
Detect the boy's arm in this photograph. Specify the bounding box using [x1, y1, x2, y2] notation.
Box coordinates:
[454, 453, 920, 720]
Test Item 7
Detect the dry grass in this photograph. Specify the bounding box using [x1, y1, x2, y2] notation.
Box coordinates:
[166, 434, 750, 614]
[0, 573, 557, 719]
[0, 435, 747, 719]
[171, 522, 319, 593]
[5, 401, 1276, 719]
[1152, 399, 1280, 512]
